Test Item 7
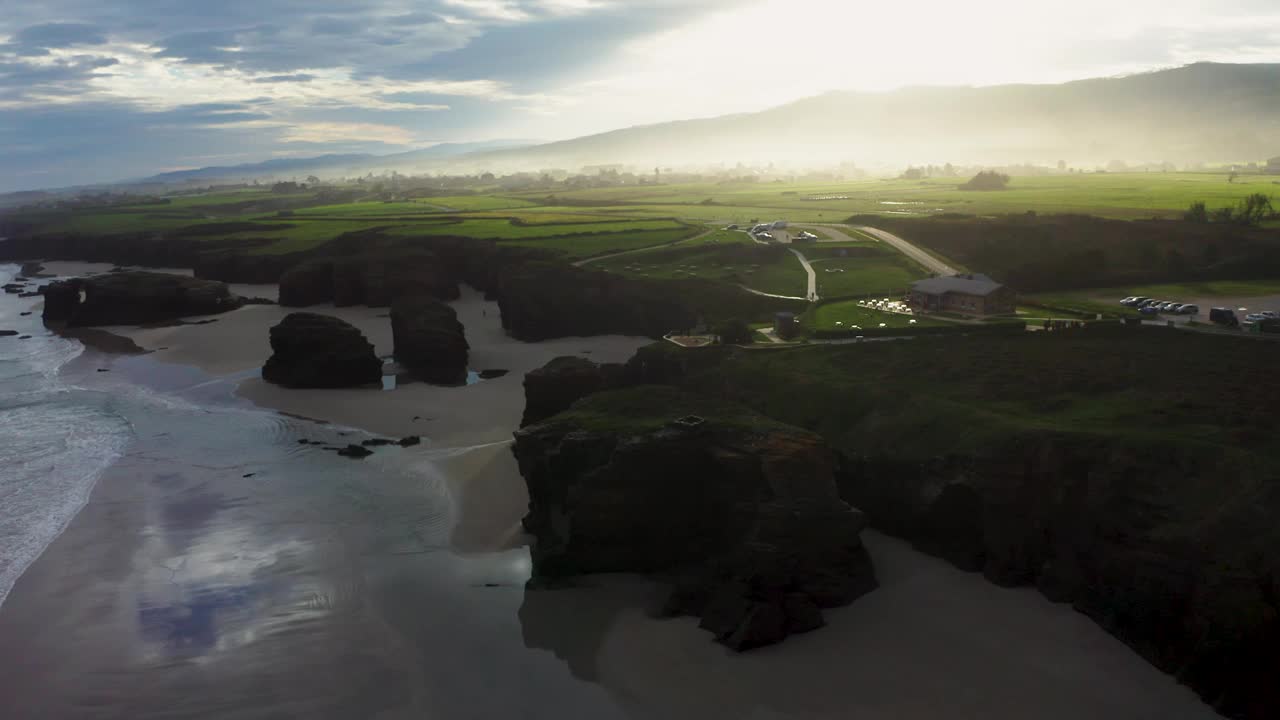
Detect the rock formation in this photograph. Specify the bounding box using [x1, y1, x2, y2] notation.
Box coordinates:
[513, 386, 878, 651]
[520, 356, 626, 426]
[279, 252, 460, 308]
[610, 330, 1280, 719]
[495, 262, 694, 341]
[261, 312, 383, 388]
[390, 297, 468, 385]
[41, 271, 241, 327]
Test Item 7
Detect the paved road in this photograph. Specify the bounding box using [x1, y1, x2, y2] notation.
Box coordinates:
[573, 228, 713, 267]
[788, 247, 818, 301]
[795, 224, 865, 245]
[853, 225, 957, 276]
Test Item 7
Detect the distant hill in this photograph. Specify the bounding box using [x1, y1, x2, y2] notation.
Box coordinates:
[139, 140, 532, 184]
[453, 63, 1280, 170]
[46, 63, 1280, 192]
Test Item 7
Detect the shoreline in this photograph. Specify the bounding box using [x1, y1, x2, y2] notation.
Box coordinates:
[0, 261, 1227, 719]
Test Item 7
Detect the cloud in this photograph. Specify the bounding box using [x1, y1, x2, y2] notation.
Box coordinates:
[1, 0, 1278, 191]
[13, 22, 107, 50]
[251, 73, 317, 84]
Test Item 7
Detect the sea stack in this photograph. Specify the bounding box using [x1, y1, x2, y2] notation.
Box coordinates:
[389, 296, 468, 385]
[262, 312, 382, 388]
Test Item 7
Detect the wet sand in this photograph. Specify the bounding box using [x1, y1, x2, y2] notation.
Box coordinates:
[0, 271, 1225, 719]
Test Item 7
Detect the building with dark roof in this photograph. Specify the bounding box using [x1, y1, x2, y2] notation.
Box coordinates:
[907, 273, 1016, 316]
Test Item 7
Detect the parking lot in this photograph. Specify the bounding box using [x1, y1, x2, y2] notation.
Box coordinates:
[1122, 293, 1280, 326]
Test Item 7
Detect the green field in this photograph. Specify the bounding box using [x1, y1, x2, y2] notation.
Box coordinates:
[9, 172, 1277, 288]
[501, 228, 703, 259]
[596, 242, 808, 297]
[511, 172, 1280, 222]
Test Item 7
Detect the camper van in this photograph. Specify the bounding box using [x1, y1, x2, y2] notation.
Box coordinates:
[1209, 307, 1239, 326]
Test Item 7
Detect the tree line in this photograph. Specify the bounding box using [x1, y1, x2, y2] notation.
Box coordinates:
[1184, 193, 1274, 226]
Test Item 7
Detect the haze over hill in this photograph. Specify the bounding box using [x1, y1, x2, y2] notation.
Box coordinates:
[451, 63, 1280, 172]
[119, 63, 1280, 188]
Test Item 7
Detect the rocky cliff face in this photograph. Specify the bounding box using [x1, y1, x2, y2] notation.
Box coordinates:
[390, 296, 468, 385]
[838, 438, 1280, 720]
[495, 262, 696, 341]
[279, 252, 460, 308]
[612, 333, 1280, 720]
[261, 312, 383, 388]
[42, 271, 241, 327]
[513, 386, 878, 651]
[520, 356, 627, 426]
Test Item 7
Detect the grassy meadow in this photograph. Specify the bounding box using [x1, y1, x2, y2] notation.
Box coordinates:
[7, 171, 1277, 303]
[509, 172, 1280, 222]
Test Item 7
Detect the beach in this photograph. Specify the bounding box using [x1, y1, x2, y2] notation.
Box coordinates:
[0, 264, 1224, 719]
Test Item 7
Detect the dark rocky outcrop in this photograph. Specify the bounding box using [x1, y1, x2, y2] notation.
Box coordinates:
[838, 441, 1280, 720]
[279, 252, 460, 308]
[336, 444, 374, 459]
[495, 262, 692, 341]
[610, 331, 1280, 719]
[261, 312, 382, 389]
[59, 328, 147, 354]
[19, 261, 44, 276]
[520, 356, 626, 426]
[278, 261, 334, 307]
[513, 386, 878, 651]
[0, 330, 17, 337]
[390, 297, 468, 385]
[41, 271, 241, 327]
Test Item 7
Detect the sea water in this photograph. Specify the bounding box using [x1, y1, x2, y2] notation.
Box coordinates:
[0, 264, 132, 607]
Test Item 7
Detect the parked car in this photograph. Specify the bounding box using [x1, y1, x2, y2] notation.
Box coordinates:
[1137, 299, 1162, 308]
[725, 224, 739, 230]
[1209, 307, 1239, 325]
[1244, 312, 1278, 324]
[1126, 296, 1151, 306]
[1160, 301, 1182, 312]
[1177, 304, 1200, 315]
[1120, 296, 1139, 305]
[1139, 306, 1161, 316]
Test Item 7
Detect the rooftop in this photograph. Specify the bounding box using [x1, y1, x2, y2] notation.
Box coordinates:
[911, 273, 1005, 297]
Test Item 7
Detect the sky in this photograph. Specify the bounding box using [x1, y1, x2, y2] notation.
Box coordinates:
[2, 0, 1279, 191]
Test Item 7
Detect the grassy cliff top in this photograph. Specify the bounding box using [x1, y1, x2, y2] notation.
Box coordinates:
[656, 326, 1280, 463]
[537, 385, 798, 436]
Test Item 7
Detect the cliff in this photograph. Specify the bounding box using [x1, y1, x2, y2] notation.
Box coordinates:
[279, 250, 461, 308]
[614, 327, 1280, 719]
[520, 355, 627, 426]
[513, 385, 878, 650]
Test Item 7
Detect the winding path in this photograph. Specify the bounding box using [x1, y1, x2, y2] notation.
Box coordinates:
[788, 247, 818, 301]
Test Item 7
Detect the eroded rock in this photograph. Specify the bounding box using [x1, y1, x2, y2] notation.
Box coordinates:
[261, 312, 382, 389]
[41, 271, 240, 327]
[390, 296, 468, 385]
